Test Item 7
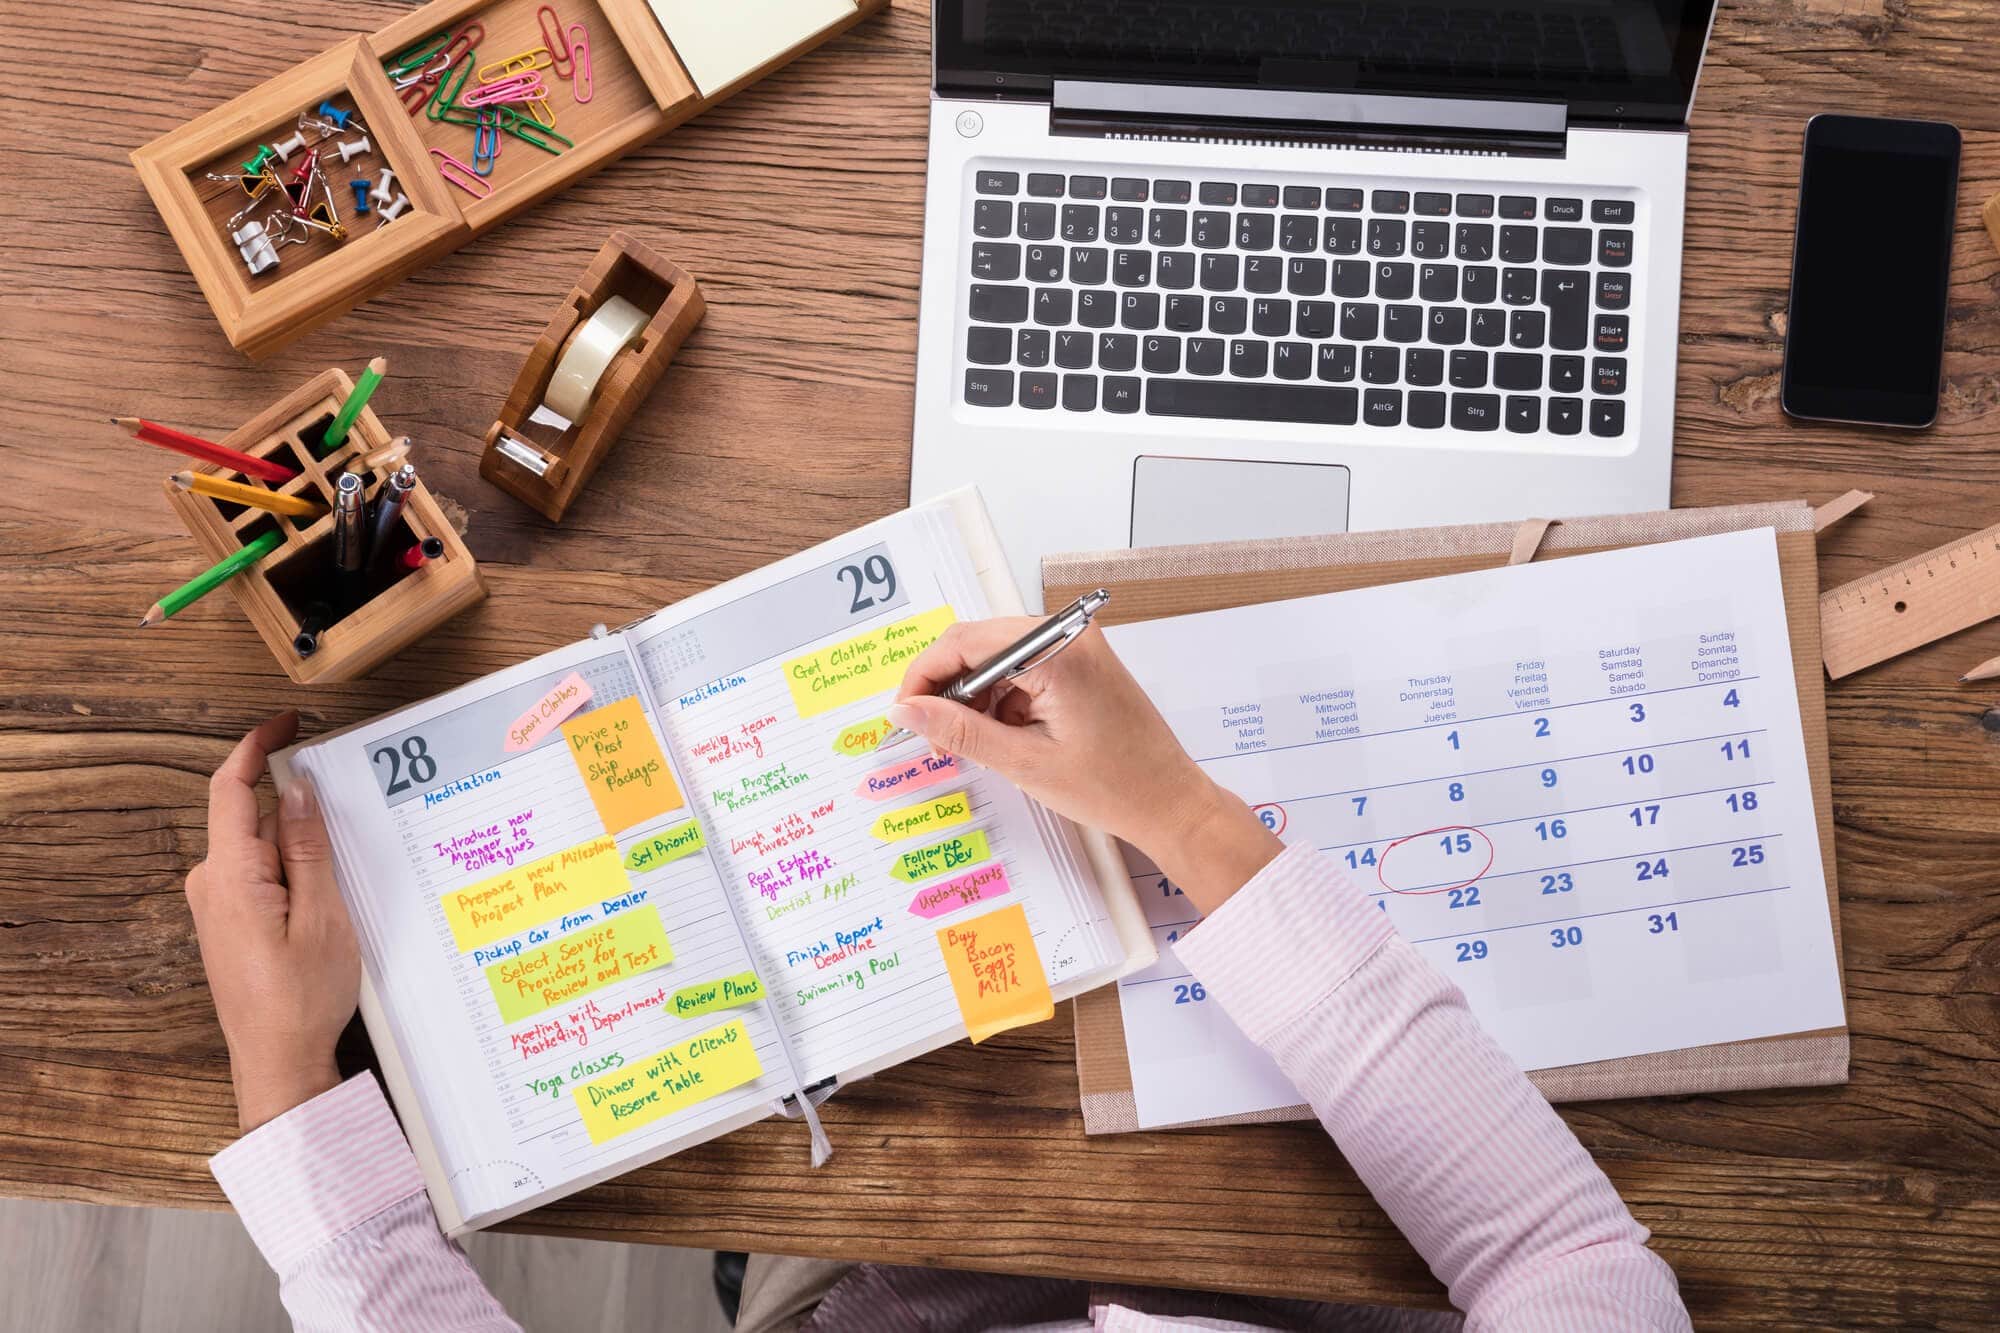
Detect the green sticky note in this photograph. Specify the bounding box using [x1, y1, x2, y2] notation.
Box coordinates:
[668, 971, 765, 1020]
[624, 818, 707, 872]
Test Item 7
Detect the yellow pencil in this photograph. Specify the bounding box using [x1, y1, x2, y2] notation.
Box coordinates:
[1962, 652, 2000, 684]
[173, 470, 327, 519]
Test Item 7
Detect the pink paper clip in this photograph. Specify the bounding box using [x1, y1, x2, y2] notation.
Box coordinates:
[568, 22, 592, 102]
[462, 72, 546, 106]
[538, 6, 576, 79]
[430, 148, 493, 198]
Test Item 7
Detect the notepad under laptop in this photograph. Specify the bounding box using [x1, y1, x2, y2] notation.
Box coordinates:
[274, 491, 1152, 1234]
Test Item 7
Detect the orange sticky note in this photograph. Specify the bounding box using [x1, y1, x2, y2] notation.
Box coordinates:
[562, 696, 685, 835]
[937, 902, 1054, 1044]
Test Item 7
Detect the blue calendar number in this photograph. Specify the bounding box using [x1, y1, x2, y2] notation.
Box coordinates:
[1550, 926, 1584, 948]
[1439, 832, 1475, 854]
[1629, 803, 1660, 826]
[1535, 818, 1568, 840]
[1540, 767, 1558, 788]
[1540, 872, 1574, 894]
[1258, 807, 1281, 830]
[1455, 940, 1489, 962]
[1722, 688, 1741, 708]
[1648, 912, 1679, 933]
[1351, 795, 1369, 816]
[1447, 729, 1461, 750]
[1157, 877, 1183, 898]
[1533, 716, 1551, 738]
[1447, 885, 1481, 909]
[1172, 982, 1208, 1004]
[1726, 789, 1759, 812]
[1629, 702, 1646, 722]
[1623, 752, 1655, 775]
[1635, 857, 1670, 881]
[1447, 781, 1465, 802]
[1346, 847, 1378, 869]
[1731, 843, 1765, 867]
[1720, 738, 1752, 761]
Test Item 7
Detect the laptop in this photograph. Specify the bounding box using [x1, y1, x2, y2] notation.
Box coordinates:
[908, 0, 1718, 603]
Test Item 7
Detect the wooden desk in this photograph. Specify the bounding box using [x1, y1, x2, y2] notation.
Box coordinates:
[2, 0, 1997, 1324]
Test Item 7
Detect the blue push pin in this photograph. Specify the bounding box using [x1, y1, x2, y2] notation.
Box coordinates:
[317, 100, 353, 130]
[350, 178, 371, 214]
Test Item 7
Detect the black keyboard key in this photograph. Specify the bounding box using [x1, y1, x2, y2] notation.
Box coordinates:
[1327, 188, 1364, 212]
[964, 368, 1012, 406]
[1033, 287, 1072, 326]
[1208, 295, 1248, 334]
[1449, 350, 1488, 388]
[1280, 215, 1319, 253]
[967, 326, 1010, 365]
[1199, 181, 1236, 206]
[1024, 244, 1063, 283]
[1501, 266, 1537, 306]
[1105, 206, 1145, 245]
[1062, 373, 1097, 411]
[1499, 225, 1537, 264]
[1415, 191, 1451, 217]
[1340, 302, 1379, 341]
[1244, 255, 1284, 294]
[1252, 297, 1291, 337]
[1069, 246, 1108, 285]
[1384, 304, 1422, 343]
[971, 242, 1020, 281]
[1332, 260, 1371, 297]
[1061, 204, 1100, 242]
[1595, 314, 1630, 352]
[973, 199, 1012, 238]
[1372, 189, 1410, 214]
[1597, 272, 1630, 310]
[1364, 387, 1404, 425]
[1149, 209, 1189, 247]
[1592, 199, 1633, 224]
[1273, 341, 1312, 380]
[1077, 289, 1116, 328]
[1362, 345, 1400, 384]
[1411, 221, 1451, 259]
[1283, 185, 1322, 210]
[1493, 352, 1542, 391]
[1367, 219, 1406, 256]
[1427, 306, 1466, 345]
[1069, 175, 1107, 199]
[1542, 269, 1589, 350]
[1462, 266, 1497, 304]
[1143, 334, 1182, 374]
[1200, 254, 1241, 292]
[1020, 371, 1057, 409]
[1317, 344, 1357, 382]
[1242, 184, 1279, 208]
[1147, 378, 1359, 425]
[1027, 173, 1064, 197]
[1456, 193, 1495, 218]
[1187, 337, 1225, 375]
[1165, 294, 1204, 332]
[1237, 213, 1276, 251]
[1121, 291, 1161, 330]
[1104, 376, 1142, 413]
[1544, 197, 1584, 222]
[1593, 357, 1627, 395]
[1508, 309, 1546, 349]
[1017, 328, 1050, 366]
[977, 170, 1019, 195]
[1017, 202, 1056, 239]
[970, 284, 1029, 323]
[1157, 251, 1196, 290]
[1420, 264, 1459, 303]
[1590, 399, 1626, 437]
[1375, 262, 1415, 300]
[1548, 397, 1584, 435]
[1451, 392, 1502, 431]
[1499, 195, 1537, 219]
[1098, 332, 1137, 371]
[1325, 216, 1363, 255]
[1550, 356, 1586, 392]
[1454, 223, 1494, 262]
[1192, 212, 1231, 248]
[1112, 176, 1148, 202]
[1409, 389, 1447, 428]
[1544, 227, 1592, 266]
[1112, 249, 1151, 287]
[1598, 229, 1633, 268]
[1154, 179, 1192, 204]
[1055, 330, 1092, 369]
[1505, 395, 1540, 433]
[1287, 257, 1328, 296]
[1406, 347, 1444, 386]
[1230, 338, 1269, 377]
[1296, 300, 1336, 338]
[1469, 308, 1506, 348]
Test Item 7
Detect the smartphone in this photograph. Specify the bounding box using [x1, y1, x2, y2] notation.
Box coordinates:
[1781, 114, 1960, 428]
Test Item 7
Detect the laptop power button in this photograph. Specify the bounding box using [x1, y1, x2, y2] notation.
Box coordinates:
[955, 110, 984, 138]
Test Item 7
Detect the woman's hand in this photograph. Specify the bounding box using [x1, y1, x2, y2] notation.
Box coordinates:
[185, 712, 361, 1132]
[887, 619, 1281, 913]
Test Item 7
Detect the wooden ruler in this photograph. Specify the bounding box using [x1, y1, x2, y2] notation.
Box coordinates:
[1820, 521, 2000, 678]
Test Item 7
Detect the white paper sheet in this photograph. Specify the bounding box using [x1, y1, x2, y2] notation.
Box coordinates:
[648, 0, 856, 96]
[1105, 529, 1847, 1130]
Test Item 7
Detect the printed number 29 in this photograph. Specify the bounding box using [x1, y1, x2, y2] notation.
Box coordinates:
[372, 735, 437, 795]
[836, 554, 898, 613]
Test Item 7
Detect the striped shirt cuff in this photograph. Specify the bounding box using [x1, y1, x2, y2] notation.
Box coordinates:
[210, 1072, 428, 1276]
[1172, 842, 1398, 1047]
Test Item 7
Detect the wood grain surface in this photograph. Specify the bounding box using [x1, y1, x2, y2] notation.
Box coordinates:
[2, 0, 1998, 1325]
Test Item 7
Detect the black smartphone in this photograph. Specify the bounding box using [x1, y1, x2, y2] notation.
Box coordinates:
[1781, 114, 1960, 428]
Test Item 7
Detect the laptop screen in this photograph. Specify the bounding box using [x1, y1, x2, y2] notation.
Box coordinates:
[933, 0, 1717, 127]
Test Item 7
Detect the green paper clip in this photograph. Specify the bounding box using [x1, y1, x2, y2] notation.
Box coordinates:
[494, 106, 571, 154]
[428, 56, 472, 120]
[389, 31, 449, 75]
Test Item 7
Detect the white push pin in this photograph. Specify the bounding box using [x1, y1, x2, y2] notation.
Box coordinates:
[231, 220, 280, 275]
[337, 134, 374, 164]
[376, 192, 412, 224]
[271, 130, 308, 162]
[370, 166, 399, 211]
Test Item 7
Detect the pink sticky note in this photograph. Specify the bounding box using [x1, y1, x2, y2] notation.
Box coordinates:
[906, 862, 1011, 919]
[504, 672, 593, 752]
[856, 752, 960, 802]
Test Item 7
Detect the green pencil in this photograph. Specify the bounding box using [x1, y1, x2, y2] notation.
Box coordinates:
[320, 355, 388, 452]
[139, 529, 284, 627]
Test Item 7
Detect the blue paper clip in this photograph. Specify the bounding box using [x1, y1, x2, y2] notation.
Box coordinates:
[317, 100, 353, 130]
[472, 108, 500, 176]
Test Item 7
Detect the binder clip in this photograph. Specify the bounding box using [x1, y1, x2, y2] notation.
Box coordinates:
[231, 219, 281, 275]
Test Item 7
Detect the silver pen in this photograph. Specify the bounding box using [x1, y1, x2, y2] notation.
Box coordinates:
[874, 589, 1111, 751]
[367, 462, 416, 568]
[332, 472, 366, 573]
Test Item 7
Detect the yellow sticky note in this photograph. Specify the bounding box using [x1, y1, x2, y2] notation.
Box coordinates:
[782, 606, 956, 719]
[563, 695, 685, 835]
[484, 908, 674, 1023]
[871, 790, 971, 843]
[937, 902, 1054, 1044]
[441, 835, 629, 953]
[574, 1019, 764, 1144]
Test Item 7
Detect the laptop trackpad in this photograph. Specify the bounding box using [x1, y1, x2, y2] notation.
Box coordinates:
[1131, 456, 1351, 548]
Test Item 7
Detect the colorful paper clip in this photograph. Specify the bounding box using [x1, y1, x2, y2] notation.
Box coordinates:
[388, 31, 449, 75]
[472, 108, 501, 176]
[428, 55, 474, 120]
[538, 6, 576, 79]
[462, 71, 546, 106]
[568, 23, 592, 103]
[430, 148, 493, 199]
[438, 22, 483, 70]
[478, 48, 552, 82]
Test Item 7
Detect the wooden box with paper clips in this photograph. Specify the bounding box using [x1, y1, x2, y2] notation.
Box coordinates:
[160, 369, 486, 685]
[131, 0, 889, 358]
[479, 231, 704, 521]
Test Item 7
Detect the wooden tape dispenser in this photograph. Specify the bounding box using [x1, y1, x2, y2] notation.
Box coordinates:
[480, 231, 705, 522]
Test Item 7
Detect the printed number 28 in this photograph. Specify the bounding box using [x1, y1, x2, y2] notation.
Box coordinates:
[836, 554, 898, 613]
[372, 735, 437, 795]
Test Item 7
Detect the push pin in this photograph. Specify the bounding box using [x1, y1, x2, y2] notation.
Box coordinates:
[350, 178, 372, 214]
[241, 144, 276, 176]
[337, 134, 374, 164]
[370, 166, 399, 211]
[271, 129, 309, 162]
[376, 192, 412, 223]
[316, 100, 353, 130]
[231, 219, 280, 275]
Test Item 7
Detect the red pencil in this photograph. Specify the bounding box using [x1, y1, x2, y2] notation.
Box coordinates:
[111, 416, 298, 483]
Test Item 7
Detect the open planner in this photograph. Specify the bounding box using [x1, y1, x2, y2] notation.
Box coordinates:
[276, 491, 1150, 1234]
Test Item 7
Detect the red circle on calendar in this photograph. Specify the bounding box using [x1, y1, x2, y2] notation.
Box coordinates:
[1376, 825, 1495, 896]
[1250, 802, 1287, 835]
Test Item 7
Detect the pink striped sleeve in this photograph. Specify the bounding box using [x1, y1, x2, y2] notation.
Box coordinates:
[210, 1073, 519, 1332]
[1172, 844, 1691, 1331]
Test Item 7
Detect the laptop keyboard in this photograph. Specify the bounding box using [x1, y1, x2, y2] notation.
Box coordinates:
[960, 168, 1637, 442]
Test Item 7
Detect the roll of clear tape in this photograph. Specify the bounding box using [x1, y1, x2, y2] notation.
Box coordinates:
[540, 295, 650, 423]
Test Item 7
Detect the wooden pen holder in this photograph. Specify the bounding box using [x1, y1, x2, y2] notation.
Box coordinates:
[479, 231, 704, 521]
[161, 369, 486, 684]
